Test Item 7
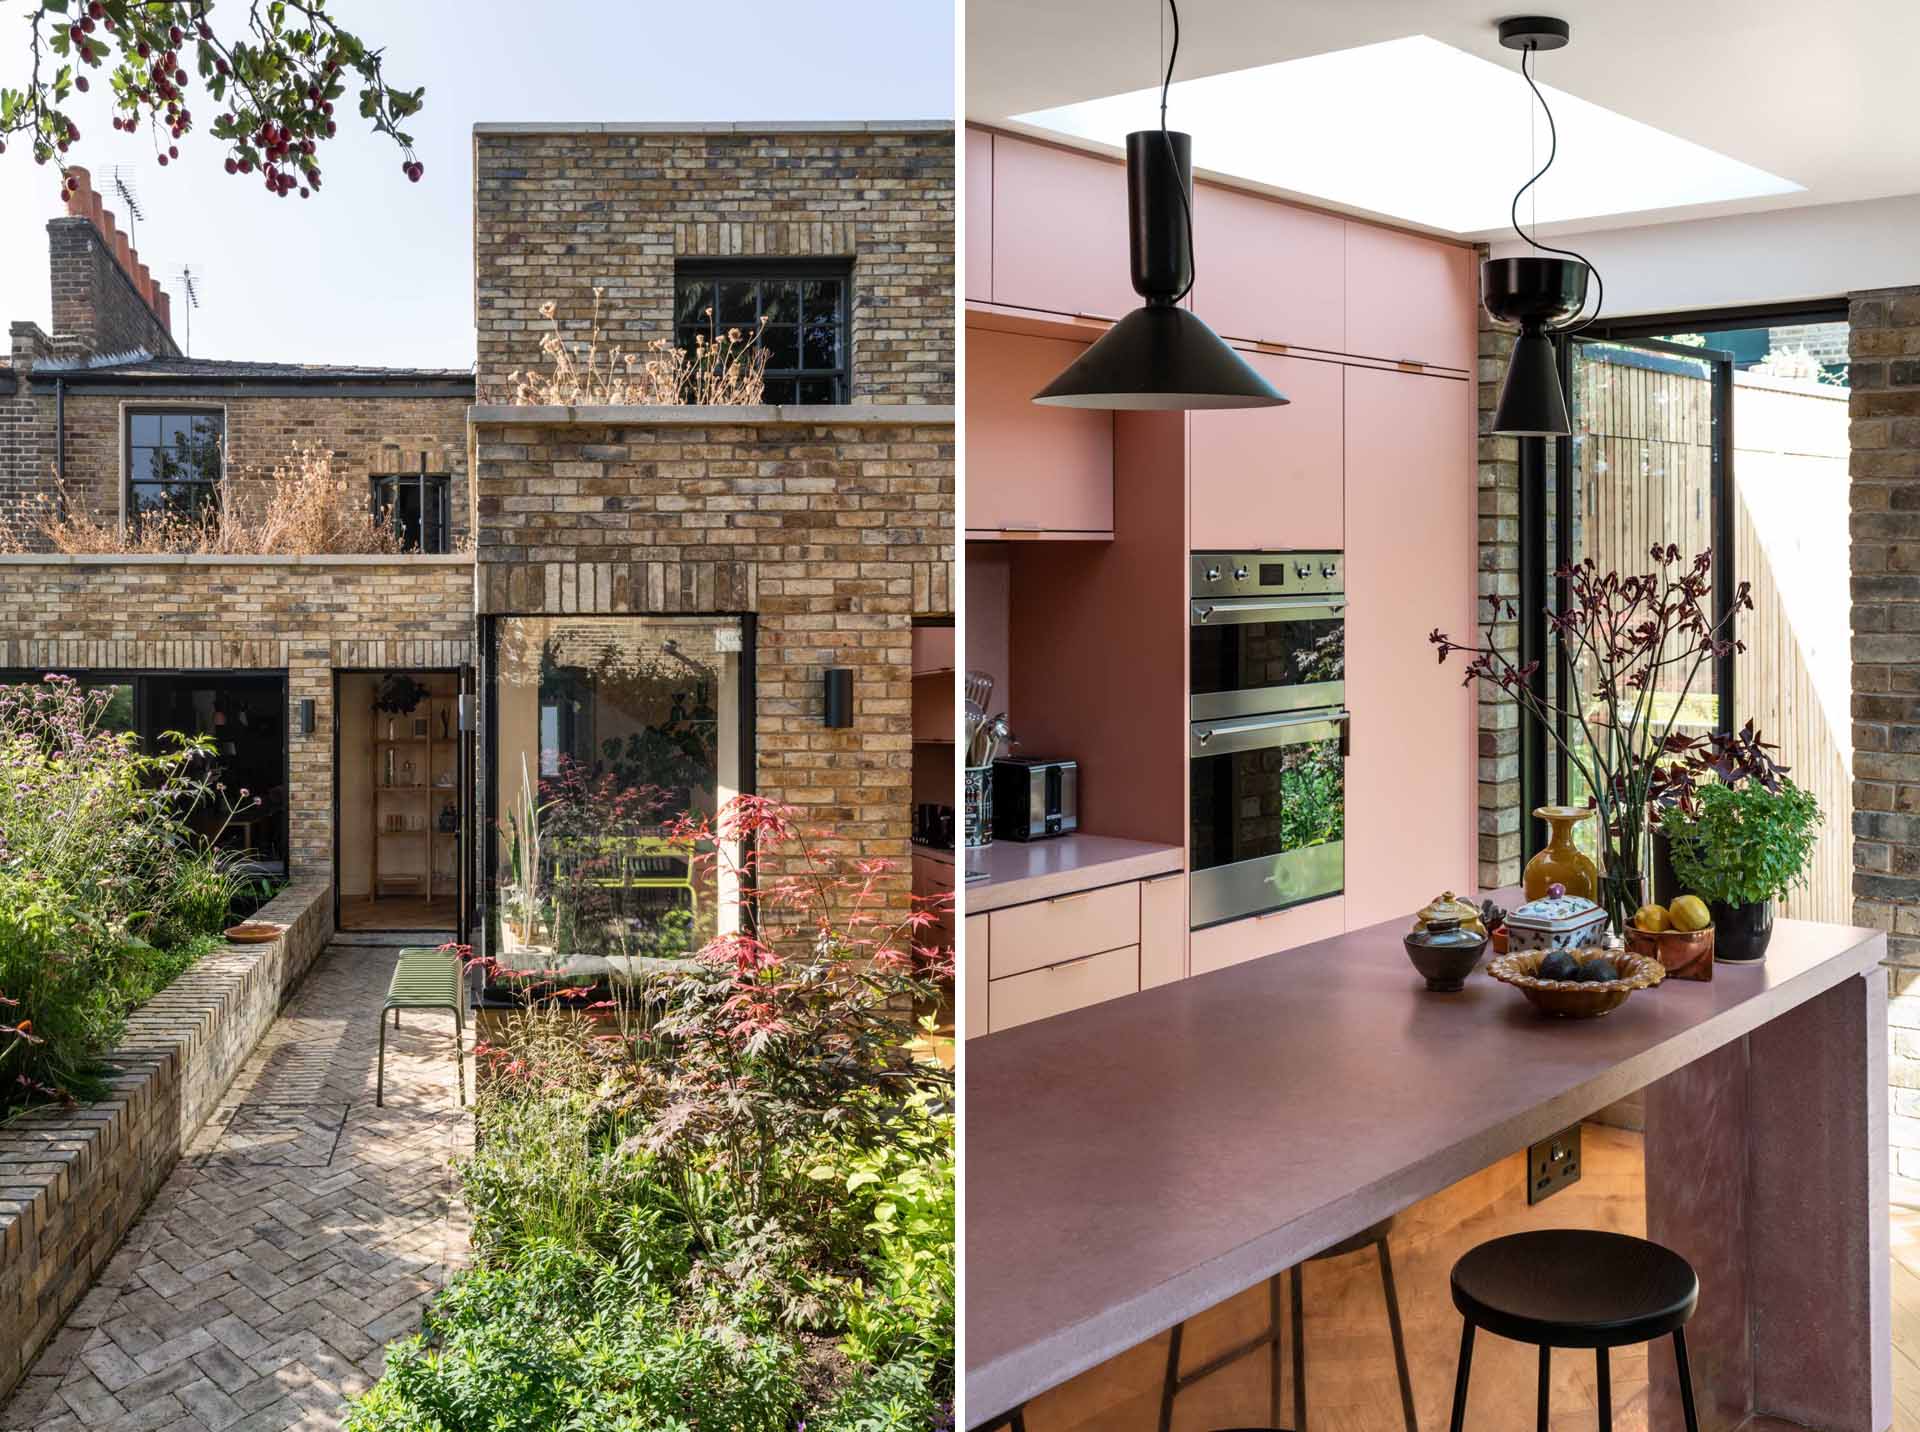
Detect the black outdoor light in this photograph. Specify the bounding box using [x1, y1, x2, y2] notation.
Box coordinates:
[823, 668, 854, 729]
[1483, 15, 1604, 438]
[298, 698, 316, 736]
[1033, 0, 1286, 411]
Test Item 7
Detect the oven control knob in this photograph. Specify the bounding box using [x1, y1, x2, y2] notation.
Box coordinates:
[1295, 562, 1312, 579]
[1232, 564, 1249, 582]
[1203, 565, 1221, 583]
[1322, 562, 1338, 579]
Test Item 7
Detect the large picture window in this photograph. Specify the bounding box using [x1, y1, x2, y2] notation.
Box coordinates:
[487, 617, 751, 967]
[126, 409, 224, 530]
[674, 260, 850, 404]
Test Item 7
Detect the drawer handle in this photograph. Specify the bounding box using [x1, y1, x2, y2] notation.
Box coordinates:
[1047, 890, 1092, 905]
[1144, 872, 1183, 886]
[1257, 907, 1293, 922]
[1047, 951, 1103, 972]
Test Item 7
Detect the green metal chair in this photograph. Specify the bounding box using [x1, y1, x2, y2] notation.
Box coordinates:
[378, 945, 466, 1107]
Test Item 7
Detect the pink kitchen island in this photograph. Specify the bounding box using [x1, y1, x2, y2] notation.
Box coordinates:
[964, 901, 1890, 1431]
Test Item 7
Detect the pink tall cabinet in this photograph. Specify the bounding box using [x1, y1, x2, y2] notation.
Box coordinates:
[965, 124, 1480, 978]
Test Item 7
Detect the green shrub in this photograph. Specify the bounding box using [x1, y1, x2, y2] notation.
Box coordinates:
[344, 1244, 804, 1432]
[1663, 776, 1824, 906]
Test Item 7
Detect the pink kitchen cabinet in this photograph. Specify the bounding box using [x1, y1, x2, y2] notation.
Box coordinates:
[1189, 350, 1343, 551]
[990, 135, 1137, 321]
[966, 325, 1114, 536]
[1189, 897, 1346, 977]
[1191, 183, 1345, 353]
[1139, 871, 1187, 988]
[1343, 223, 1478, 373]
[1342, 366, 1476, 929]
[966, 127, 993, 304]
[965, 913, 989, 1039]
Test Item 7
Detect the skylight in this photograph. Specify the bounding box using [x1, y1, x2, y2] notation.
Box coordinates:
[1013, 35, 1800, 236]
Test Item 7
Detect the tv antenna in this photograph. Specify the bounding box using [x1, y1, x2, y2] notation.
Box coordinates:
[106, 166, 144, 245]
[171, 265, 202, 355]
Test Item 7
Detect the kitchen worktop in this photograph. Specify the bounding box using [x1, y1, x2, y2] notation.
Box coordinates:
[965, 900, 1890, 1428]
[961, 834, 1184, 912]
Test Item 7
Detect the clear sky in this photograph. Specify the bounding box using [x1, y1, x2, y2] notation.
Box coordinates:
[0, 0, 955, 369]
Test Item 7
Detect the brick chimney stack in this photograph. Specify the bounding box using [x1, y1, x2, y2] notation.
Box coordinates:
[48, 167, 180, 360]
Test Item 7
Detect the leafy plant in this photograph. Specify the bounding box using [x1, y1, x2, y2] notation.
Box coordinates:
[2, 1, 426, 198]
[1432, 545, 1753, 933]
[1662, 777, 1823, 908]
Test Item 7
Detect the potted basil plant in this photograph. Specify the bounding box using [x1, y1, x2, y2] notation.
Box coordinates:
[1659, 778, 1822, 963]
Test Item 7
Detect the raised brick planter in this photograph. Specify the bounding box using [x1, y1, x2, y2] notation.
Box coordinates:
[0, 878, 333, 1402]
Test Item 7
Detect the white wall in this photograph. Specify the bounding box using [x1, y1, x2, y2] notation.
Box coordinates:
[1490, 192, 1920, 315]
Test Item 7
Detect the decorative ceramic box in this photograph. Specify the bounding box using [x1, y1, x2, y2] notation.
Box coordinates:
[1504, 885, 1609, 953]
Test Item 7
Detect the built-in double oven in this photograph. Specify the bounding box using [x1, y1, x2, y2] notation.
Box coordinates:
[1188, 552, 1349, 930]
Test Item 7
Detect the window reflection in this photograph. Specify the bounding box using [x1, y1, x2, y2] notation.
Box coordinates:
[490, 617, 744, 965]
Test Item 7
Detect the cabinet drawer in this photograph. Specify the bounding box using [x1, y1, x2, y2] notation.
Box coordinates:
[964, 913, 990, 1039]
[988, 880, 1140, 979]
[989, 944, 1139, 1033]
[1190, 897, 1346, 977]
[1139, 871, 1187, 989]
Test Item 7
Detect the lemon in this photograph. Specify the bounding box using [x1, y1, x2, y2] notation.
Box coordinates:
[1669, 895, 1711, 932]
[1633, 903, 1670, 934]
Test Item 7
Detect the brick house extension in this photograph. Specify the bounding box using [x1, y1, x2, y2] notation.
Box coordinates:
[0, 123, 955, 949]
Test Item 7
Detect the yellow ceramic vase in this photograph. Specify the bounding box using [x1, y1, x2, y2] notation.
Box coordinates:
[1524, 805, 1599, 901]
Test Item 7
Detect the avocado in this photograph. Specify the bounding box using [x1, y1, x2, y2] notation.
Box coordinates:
[1537, 949, 1579, 981]
[1579, 957, 1620, 983]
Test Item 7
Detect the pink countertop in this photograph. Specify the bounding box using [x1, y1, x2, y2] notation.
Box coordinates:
[962, 833, 1184, 913]
[963, 902, 1887, 1422]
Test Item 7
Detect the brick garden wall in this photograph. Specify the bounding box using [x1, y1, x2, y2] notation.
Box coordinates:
[1847, 285, 1920, 1176]
[472, 123, 954, 404]
[471, 408, 953, 911]
[0, 558, 474, 880]
[0, 878, 332, 1406]
[23, 389, 474, 548]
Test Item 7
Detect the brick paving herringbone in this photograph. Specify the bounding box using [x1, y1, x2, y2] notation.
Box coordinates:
[2, 941, 473, 1432]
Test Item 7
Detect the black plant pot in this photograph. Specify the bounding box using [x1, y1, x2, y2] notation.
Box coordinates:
[1710, 897, 1774, 964]
[1650, 828, 1683, 907]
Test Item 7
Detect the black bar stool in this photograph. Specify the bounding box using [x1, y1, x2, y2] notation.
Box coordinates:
[1446, 1228, 1701, 1432]
[1161, 1215, 1417, 1432]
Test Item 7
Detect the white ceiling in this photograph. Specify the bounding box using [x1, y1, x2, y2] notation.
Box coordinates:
[967, 0, 1920, 240]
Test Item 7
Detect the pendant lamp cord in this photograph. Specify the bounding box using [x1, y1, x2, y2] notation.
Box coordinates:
[1161, 0, 1195, 304]
[1510, 42, 1603, 334]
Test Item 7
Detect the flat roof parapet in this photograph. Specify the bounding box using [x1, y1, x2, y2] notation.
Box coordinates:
[473, 120, 952, 136]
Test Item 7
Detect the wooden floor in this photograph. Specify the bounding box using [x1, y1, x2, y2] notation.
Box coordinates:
[337, 893, 458, 931]
[1014, 1129, 1920, 1432]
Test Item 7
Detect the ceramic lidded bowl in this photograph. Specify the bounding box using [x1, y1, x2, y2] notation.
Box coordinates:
[1411, 891, 1487, 938]
[1504, 883, 1609, 953]
[1403, 914, 1490, 992]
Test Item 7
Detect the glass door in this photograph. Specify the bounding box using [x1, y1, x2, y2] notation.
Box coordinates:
[1545, 336, 1734, 859]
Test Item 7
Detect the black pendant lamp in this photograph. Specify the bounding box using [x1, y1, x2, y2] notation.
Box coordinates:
[1034, 0, 1286, 410]
[1483, 16, 1603, 438]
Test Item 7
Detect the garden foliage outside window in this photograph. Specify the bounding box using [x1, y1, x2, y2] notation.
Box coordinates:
[490, 617, 745, 967]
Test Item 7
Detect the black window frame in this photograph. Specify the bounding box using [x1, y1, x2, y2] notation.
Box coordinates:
[674, 258, 852, 405]
[124, 406, 225, 532]
[369, 467, 452, 554]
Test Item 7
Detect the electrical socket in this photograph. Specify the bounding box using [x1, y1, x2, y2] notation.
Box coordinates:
[1527, 1124, 1582, 1205]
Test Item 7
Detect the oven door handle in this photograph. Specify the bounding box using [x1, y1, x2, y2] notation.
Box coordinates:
[1192, 709, 1350, 753]
[1192, 598, 1346, 625]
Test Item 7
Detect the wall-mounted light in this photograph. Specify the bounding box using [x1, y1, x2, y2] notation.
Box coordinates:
[823, 668, 854, 729]
[458, 694, 476, 733]
[298, 698, 316, 736]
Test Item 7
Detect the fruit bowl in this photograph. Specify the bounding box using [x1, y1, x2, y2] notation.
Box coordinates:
[1625, 924, 1714, 981]
[1487, 947, 1665, 1019]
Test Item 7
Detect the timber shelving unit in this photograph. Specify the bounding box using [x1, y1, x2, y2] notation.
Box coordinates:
[370, 691, 462, 901]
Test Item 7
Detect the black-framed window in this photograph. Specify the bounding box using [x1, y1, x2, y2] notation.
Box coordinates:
[674, 260, 851, 404]
[126, 409, 223, 529]
[371, 471, 451, 553]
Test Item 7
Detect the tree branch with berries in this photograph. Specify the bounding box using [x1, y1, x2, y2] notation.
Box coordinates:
[1429, 544, 1754, 933]
[1, 0, 426, 200]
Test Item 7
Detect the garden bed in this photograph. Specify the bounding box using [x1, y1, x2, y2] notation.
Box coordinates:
[0, 878, 333, 1403]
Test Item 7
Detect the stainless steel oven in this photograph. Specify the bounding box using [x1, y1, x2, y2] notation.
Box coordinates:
[1190, 552, 1345, 721]
[1188, 707, 1349, 929]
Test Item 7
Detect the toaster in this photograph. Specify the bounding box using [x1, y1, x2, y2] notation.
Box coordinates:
[992, 757, 1079, 841]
